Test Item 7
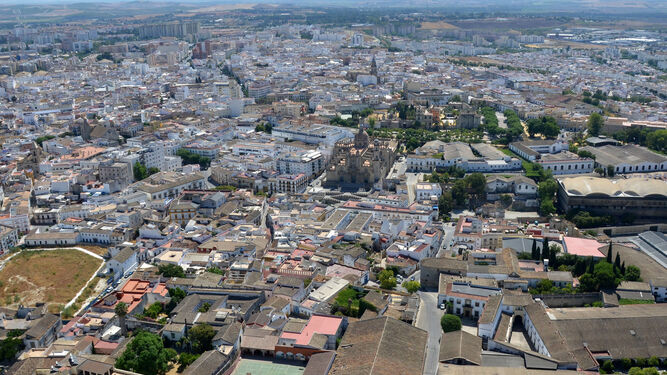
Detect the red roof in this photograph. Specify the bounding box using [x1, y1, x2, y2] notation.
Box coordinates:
[280, 315, 343, 346]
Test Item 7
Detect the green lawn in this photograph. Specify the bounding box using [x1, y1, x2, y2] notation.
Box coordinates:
[618, 299, 655, 305]
[499, 147, 515, 157]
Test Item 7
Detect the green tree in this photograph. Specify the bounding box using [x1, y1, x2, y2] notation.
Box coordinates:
[541, 237, 550, 261]
[500, 194, 513, 207]
[618, 358, 633, 370]
[540, 200, 556, 216]
[440, 314, 462, 333]
[378, 269, 397, 290]
[0, 336, 24, 362]
[115, 302, 128, 336]
[601, 360, 614, 374]
[526, 118, 539, 137]
[625, 265, 641, 281]
[606, 164, 615, 177]
[438, 191, 453, 216]
[134, 162, 148, 181]
[197, 302, 211, 313]
[538, 179, 558, 202]
[144, 302, 163, 319]
[531, 239, 539, 260]
[594, 261, 618, 289]
[577, 150, 596, 160]
[158, 264, 185, 278]
[451, 180, 467, 206]
[578, 273, 597, 292]
[168, 287, 186, 305]
[587, 113, 604, 136]
[645, 129, 667, 153]
[115, 331, 176, 375]
[35, 135, 55, 147]
[466, 173, 487, 206]
[535, 279, 554, 293]
[541, 117, 560, 138]
[647, 356, 660, 367]
[614, 252, 622, 272]
[402, 280, 420, 293]
[188, 324, 215, 354]
[177, 352, 200, 372]
[176, 149, 211, 170]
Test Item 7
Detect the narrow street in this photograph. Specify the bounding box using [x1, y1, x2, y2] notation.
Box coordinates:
[416, 291, 444, 375]
[437, 224, 455, 258]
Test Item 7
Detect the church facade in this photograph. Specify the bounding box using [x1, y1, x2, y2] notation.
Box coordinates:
[324, 130, 398, 190]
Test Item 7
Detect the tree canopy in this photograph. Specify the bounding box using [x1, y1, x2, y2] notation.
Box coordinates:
[378, 269, 397, 290]
[115, 331, 176, 375]
[440, 314, 462, 333]
[158, 264, 185, 278]
[587, 113, 604, 136]
[402, 280, 420, 293]
[527, 116, 560, 138]
[176, 149, 211, 170]
[188, 324, 215, 354]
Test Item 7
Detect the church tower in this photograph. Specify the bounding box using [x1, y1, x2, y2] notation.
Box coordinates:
[370, 55, 378, 78]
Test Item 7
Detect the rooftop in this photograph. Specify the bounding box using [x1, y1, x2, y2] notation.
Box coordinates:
[280, 314, 343, 346]
[562, 236, 605, 258]
[330, 316, 427, 375]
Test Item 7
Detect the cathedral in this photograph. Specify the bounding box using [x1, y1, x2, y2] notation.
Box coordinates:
[324, 129, 398, 190]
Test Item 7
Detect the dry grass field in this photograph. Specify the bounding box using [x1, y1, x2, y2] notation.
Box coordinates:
[0, 250, 103, 310]
[420, 21, 459, 30]
[78, 245, 109, 257]
[526, 39, 606, 50]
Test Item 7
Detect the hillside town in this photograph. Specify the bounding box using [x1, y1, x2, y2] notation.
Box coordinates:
[0, 3, 665, 375]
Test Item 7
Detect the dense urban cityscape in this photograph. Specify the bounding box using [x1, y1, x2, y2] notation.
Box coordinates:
[0, 1, 665, 374]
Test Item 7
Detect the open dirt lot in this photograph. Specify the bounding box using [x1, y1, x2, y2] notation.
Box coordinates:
[0, 249, 103, 310]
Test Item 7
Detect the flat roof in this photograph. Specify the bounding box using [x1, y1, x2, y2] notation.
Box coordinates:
[581, 144, 666, 166]
[280, 315, 343, 346]
[562, 236, 605, 258]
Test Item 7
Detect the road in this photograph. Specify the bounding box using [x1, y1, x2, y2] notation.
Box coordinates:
[307, 171, 327, 194]
[406, 172, 422, 204]
[496, 111, 508, 129]
[416, 291, 444, 375]
[437, 224, 456, 258]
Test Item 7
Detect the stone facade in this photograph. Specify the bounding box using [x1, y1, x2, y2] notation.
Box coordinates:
[324, 130, 398, 189]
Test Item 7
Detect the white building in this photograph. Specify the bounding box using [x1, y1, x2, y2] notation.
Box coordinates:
[276, 150, 324, 178]
[0, 225, 18, 252]
[272, 123, 353, 146]
[309, 277, 350, 303]
[268, 173, 308, 194]
[415, 183, 442, 202]
[537, 152, 594, 175]
[437, 275, 502, 320]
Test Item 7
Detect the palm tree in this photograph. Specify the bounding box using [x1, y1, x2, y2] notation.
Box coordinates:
[115, 302, 128, 336]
